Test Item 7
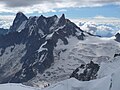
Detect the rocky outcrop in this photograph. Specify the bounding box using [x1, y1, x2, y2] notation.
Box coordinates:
[70, 61, 100, 81]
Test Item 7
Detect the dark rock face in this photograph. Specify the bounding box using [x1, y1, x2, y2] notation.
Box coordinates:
[0, 28, 8, 35]
[114, 53, 120, 57]
[58, 14, 66, 26]
[0, 12, 86, 83]
[115, 33, 120, 42]
[70, 61, 100, 81]
[10, 12, 28, 32]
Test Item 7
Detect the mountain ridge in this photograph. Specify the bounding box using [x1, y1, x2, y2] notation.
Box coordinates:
[0, 12, 86, 84]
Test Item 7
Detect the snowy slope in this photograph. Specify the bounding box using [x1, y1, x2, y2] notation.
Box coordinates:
[40, 36, 120, 90]
[0, 44, 26, 82]
[0, 83, 41, 90]
[42, 68, 120, 90]
[1, 62, 120, 90]
[1, 54, 120, 90]
[42, 77, 111, 90]
[28, 35, 120, 84]
[97, 56, 120, 78]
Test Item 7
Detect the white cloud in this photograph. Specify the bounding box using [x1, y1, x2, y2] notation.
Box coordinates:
[80, 22, 114, 37]
[70, 16, 120, 37]
[94, 15, 107, 19]
[0, 15, 14, 29]
[58, 9, 67, 12]
[93, 15, 120, 20]
[71, 16, 120, 25]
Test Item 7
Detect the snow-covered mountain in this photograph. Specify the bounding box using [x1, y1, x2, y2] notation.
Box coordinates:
[0, 12, 87, 84]
[0, 12, 120, 90]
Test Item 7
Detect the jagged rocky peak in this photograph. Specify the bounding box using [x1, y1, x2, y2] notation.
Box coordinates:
[61, 14, 65, 20]
[52, 15, 58, 18]
[25, 13, 77, 35]
[10, 12, 28, 32]
[37, 15, 46, 21]
[38, 14, 58, 23]
[9, 12, 82, 35]
[58, 14, 66, 26]
[46, 15, 58, 22]
[115, 33, 120, 42]
[16, 12, 27, 18]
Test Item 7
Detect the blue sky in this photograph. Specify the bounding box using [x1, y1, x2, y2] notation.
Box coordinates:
[0, 0, 120, 19]
[40, 4, 120, 19]
[1, 4, 119, 19]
